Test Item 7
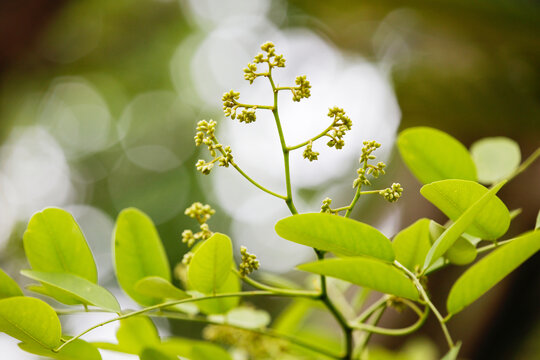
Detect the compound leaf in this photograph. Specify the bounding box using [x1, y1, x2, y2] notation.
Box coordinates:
[447, 231, 540, 315]
[470, 137, 520, 184]
[113, 208, 170, 306]
[298, 258, 419, 300]
[397, 127, 477, 184]
[275, 213, 394, 261]
[421, 179, 510, 240]
[423, 181, 506, 271]
[188, 233, 233, 295]
[20, 271, 120, 313]
[0, 296, 61, 349]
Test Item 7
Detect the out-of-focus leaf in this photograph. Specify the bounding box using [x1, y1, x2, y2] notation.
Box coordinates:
[447, 231, 540, 315]
[423, 181, 506, 270]
[188, 233, 233, 295]
[210, 307, 271, 329]
[140, 347, 175, 360]
[397, 127, 477, 184]
[0, 296, 61, 349]
[275, 213, 394, 261]
[0, 268, 23, 299]
[421, 179, 510, 239]
[134, 276, 190, 300]
[429, 222, 477, 266]
[21, 271, 120, 312]
[392, 219, 432, 272]
[298, 258, 419, 300]
[441, 343, 462, 360]
[113, 208, 170, 306]
[116, 316, 160, 355]
[273, 299, 316, 334]
[536, 209, 540, 230]
[190, 343, 232, 360]
[471, 137, 520, 184]
[19, 338, 101, 360]
[23, 208, 97, 304]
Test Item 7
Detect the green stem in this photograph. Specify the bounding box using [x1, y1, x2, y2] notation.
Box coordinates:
[149, 311, 342, 359]
[235, 102, 274, 111]
[476, 238, 514, 254]
[233, 268, 319, 298]
[344, 185, 362, 218]
[394, 261, 455, 349]
[54, 290, 278, 352]
[287, 121, 336, 151]
[353, 296, 389, 323]
[350, 304, 429, 336]
[506, 147, 540, 183]
[230, 162, 287, 200]
[355, 306, 386, 357]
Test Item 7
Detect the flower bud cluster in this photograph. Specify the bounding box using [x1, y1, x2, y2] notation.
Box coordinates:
[326, 107, 353, 150]
[360, 140, 381, 162]
[379, 183, 403, 202]
[353, 140, 387, 188]
[239, 246, 260, 277]
[303, 140, 319, 161]
[222, 90, 244, 120]
[194, 120, 234, 175]
[181, 251, 193, 265]
[291, 75, 311, 102]
[181, 203, 215, 248]
[243, 41, 286, 85]
[320, 197, 334, 214]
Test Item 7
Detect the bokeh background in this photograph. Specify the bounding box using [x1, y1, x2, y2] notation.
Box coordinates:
[0, 0, 539, 359]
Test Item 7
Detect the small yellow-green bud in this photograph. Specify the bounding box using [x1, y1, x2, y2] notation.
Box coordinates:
[182, 229, 196, 247]
[196, 159, 214, 175]
[303, 141, 319, 161]
[320, 198, 333, 213]
[237, 108, 257, 123]
[379, 183, 403, 203]
[185, 202, 216, 223]
[182, 252, 194, 265]
[239, 246, 260, 277]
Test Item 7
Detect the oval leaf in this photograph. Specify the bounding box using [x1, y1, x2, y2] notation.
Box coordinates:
[297, 258, 419, 300]
[392, 219, 432, 272]
[423, 181, 505, 270]
[447, 231, 540, 315]
[116, 316, 160, 355]
[188, 233, 233, 295]
[19, 338, 102, 360]
[0, 268, 23, 299]
[471, 137, 520, 184]
[397, 127, 477, 184]
[0, 296, 61, 349]
[113, 208, 171, 306]
[421, 179, 510, 239]
[275, 213, 394, 262]
[193, 269, 240, 315]
[23, 208, 98, 304]
[20, 271, 120, 313]
[134, 276, 190, 300]
[429, 221, 477, 266]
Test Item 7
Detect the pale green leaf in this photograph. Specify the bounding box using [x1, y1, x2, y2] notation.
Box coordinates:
[422, 181, 506, 271]
[429, 222, 477, 266]
[20, 270, 120, 313]
[140, 347, 176, 360]
[113, 208, 170, 306]
[192, 269, 240, 315]
[23, 208, 97, 304]
[471, 137, 521, 184]
[275, 213, 394, 261]
[273, 299, 316, 334]
[392, 219, 432, 272]
[447, 231, 540, 315]
[421, 179, 510, 239]
[0, 296, 61, 349]
[298, 258, 419, 300]
[116, 316, 160, 355]
[212, 307, 271, 329]
[188, 233, 233, 295]
[134, 276, 190, 300]
[441, 343, 461, 360]
[191, 343, 232, 360]
[19, 338, 101, 360]
[397, 127, 477, 184]
[0, 268, 23, 299]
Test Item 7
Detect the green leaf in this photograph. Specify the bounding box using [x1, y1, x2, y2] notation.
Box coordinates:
[421, 180, 510, 239]
[441, 343, 461, 360]
[0, 268, 23, 299]
[392, 219, 432, 272]
[397, 127, 477, 184]
[447, 231, 540, 315]
[0, 296, 61, 349]
[275, 213, 394, 261]
[422, 181, 506, 271]
[140, 347, 176, 360]
[192, 269, 240, 315]
[471, 137, 521, 184]
[188, 233, 233, 295]
[113, 208, 171, 306]
[298, 258, 419, 300]
[20, 271, 120, 313]
[23, 208, 98, 304]
[116, 316, 160, 355]
[190, 343, 232, 360]
[273, 299, 316, 334]
[134, 276, 190, 300]
[210, 307, 271, 329]
[19, 338, 101, 360]
[429, 222, 477, 266]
